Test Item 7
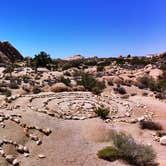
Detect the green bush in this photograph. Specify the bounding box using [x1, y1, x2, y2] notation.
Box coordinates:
[5, 89, 12, 97]
[139, 121, 162, 130]
[60, 76, 71, 86]
[112, 131, 156, 166]
[97, 65, 104, 72]
[114, 86, 126, 94]
[77, 73, 105, 95]
[97, 146, 120, 161]
[95, 106, 110, 119]
[22, 75, 30, 83]
[8, 82, 19, 89]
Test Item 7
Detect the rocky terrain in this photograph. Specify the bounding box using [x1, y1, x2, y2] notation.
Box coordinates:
[0, 41, 23, 64]
[0, 48, 166, 165]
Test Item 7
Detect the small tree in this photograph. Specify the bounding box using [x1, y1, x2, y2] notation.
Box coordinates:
[33, 51, 52, 69]
[3, 64, 14, 77]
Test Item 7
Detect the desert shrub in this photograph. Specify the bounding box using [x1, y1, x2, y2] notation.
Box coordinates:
[5, 89, 12, 97]
[0, 87, 12, 97]
[77, 73, 105, 95]
[97, 146, 120, 161]
[32, 86, 42, 94]
[8, 82, 19, 89]
[112, 131, 156, 166]
[60, 76, 71, 86]
[148, 82, 160, 92]
[0, 82, 7, 87]
[63, 71, 71, 76]
[51, 83, 69, 92]
[83, 59, 97, 66]
[33, 51, 52, 68]
[97, 65, 104, 72]
[22, 75, 30, 83]
[139, 121, 162, 130]
[138, 76, 150, 88]
[62, 63, 72, 70]
[114, 86, 126, 94]
[95, 106, 110, 119]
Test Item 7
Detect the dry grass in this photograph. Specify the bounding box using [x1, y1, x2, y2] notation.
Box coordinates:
[51, 83, 70, 92]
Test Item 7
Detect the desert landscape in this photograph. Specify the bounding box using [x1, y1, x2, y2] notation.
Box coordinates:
[0, 41, 166, 166]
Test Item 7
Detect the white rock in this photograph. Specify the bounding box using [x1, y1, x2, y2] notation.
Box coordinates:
[38, 154, 46, 159]
[6, 155, 15, 163]
[12, 158, 19, 165]
[160, 136, 166, 145]
[24, 153, 29, 157]
[137, 116, 145, 122]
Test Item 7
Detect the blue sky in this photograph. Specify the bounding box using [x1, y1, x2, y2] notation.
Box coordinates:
[0, 0, 166, 58]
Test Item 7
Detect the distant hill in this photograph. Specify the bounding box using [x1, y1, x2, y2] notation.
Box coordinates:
[64, 54, 85, 61]
[0, 41, 23, 64]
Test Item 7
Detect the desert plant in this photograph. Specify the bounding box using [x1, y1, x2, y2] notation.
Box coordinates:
[112, 131, 156, 166]
[5, 89, 12, 97]
[97, 146, 120, 161]
[33, 51, 52, 69]
[60, 76, 71, 86]
[97, 65, 104, 72]
[32, 86, 42, 94]
[95, 106, 110, 119]
[114, 86, 126, 94]
[139, 121, 162, 130]
[8, 82, 19, 89]
[22, 75, 30, 83]
[51, 83, 69, 92]
[77, 73, 105, 95]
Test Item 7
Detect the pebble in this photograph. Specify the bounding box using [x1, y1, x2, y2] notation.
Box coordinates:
[38, 154, 46, 159]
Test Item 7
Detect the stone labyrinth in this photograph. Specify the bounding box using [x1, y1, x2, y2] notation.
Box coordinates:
[8, 92, 134, 120]
[0, 92, 137, 165]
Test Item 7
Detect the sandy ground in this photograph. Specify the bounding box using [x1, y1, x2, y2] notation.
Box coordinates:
[0, 92, 166, 166]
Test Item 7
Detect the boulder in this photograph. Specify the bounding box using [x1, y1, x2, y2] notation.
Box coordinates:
[149, 69, 163, 80]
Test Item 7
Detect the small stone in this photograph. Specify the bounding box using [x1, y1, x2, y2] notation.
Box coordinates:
[29, 134, 39, 141]
[0, 150, 5, 156]
[23, 146, 29, 153]
[42, 128, 52, 136]
[38, 154, 46, 159]
[24, 153, 29, 157]
[6, 155, 15, 163]
[105, 119, 111, 123]
[130, 119, 137, 123]
[36, 140, 42, 145]
[125, 112, 131, 117]
[137, 116, 145, 122]
[12, 158, 19, 166]
[16, 145, 24, 153]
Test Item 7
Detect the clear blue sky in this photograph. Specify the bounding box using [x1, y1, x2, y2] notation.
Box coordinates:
[0, 0, 166, 58]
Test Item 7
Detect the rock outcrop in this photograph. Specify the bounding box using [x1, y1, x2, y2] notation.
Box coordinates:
[0, 41, 23, 64]
[64, 54, 85, 61]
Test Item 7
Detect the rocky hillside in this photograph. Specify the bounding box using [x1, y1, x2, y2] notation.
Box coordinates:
[0, 41, 23, 64]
